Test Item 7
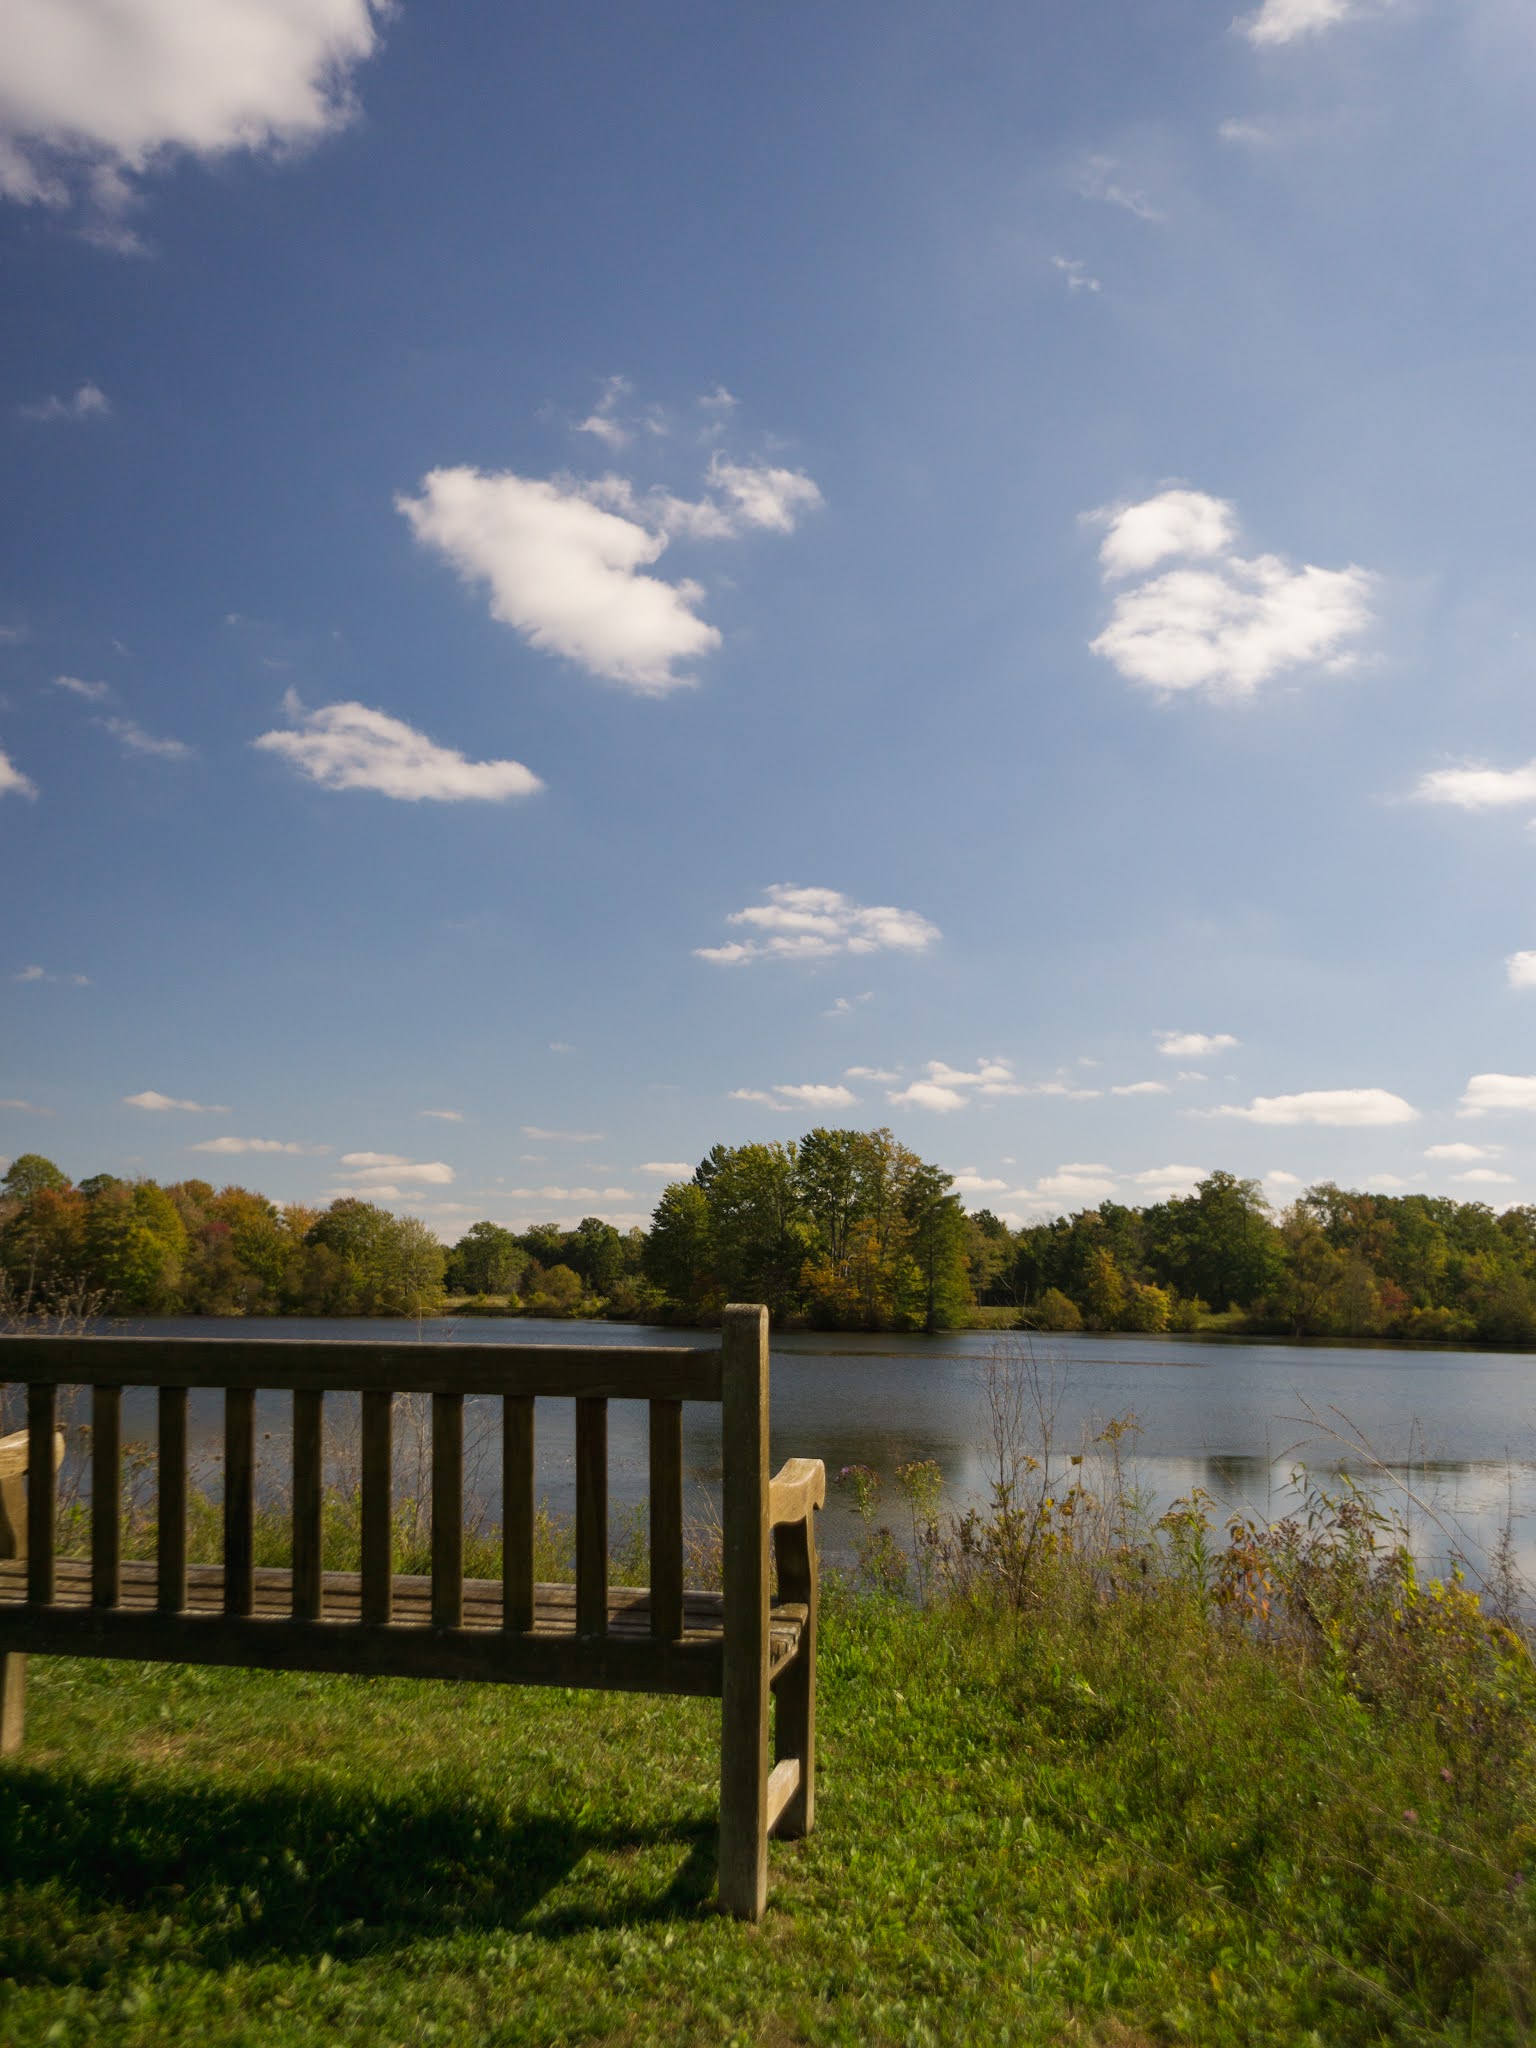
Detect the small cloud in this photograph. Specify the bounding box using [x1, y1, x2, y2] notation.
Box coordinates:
[419, 1109, 464, 1122]
[728, 1089, 794, 1112]
[1218, 118, 1275, 145]
[1157, 1031, 1239, 1057]
[1019, 1163, 1121, 1209]
[774, 1083, 859, 1109]
[253, 693, 541, 801]
[1074, 156, 1163, 222]
[0, 748, 38, 800]
[575, 375, 634, 451]
[888, 1079, 968, 1113]
[0, 1097, 51, 1114]
[1451, 1168, 1517, 1186]
[846, 1065, 901, 1083]
[52, 674, 110, 701]
[123, 1090, 228, 1113]
[1508, 953, 1536, 989]
[706, 454, 822, 535]
[548, 1040, 575, 1054]
[1414, 759, 1536, 812]
[522, 1127, 604, 1142]
[1245, 0, 1379, 47]
[1052, 255, 1101, 294]
[951, 1169, 1009, 1194]
[1176, 1070, 1208, 1083]
[1088, 488, 1374, 700]
[698, 386, 739, 414]
[1110, 1081, 1170, 1097]
[12, 965, 47, 982]
[99, 715, 191, 760]
[1426, 1143, 1500, 1162]
[696, 884, 940, 965]
[335, 1153, 455, 1187]
[1129, 1163, 1208, 1200]
[18, 383, 110, 423]
[1460, 1075, 1536, 1117]
[1212, 1088, 1418, 1127]
[190, 1136, 327, 1156]
[638, 1162, 693, 1176]
[1266, 1169, 1303, 1187]
[824, 992, 874, 1018]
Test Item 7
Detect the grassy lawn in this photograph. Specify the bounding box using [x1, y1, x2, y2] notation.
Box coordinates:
[4, 1574, 1534, 2047]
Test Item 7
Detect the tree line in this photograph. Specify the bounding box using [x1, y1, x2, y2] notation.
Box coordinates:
[7, 1142, 1536, 1345]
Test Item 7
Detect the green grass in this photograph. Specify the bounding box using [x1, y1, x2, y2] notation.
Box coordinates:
[4, 1569, 1535, 2047]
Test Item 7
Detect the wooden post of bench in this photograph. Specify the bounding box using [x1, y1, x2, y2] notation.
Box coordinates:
[718, 1303, 770, 1921]
[1, 1417, 63, 1757]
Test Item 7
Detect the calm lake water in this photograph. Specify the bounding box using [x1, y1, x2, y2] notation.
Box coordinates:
[18, 1315, 1533, 1589]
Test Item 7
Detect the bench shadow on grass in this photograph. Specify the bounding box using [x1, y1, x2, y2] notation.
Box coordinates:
[0, 1766, 720, 1977]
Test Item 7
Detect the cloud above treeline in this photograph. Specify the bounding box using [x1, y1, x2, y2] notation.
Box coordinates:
[1088, 488, 1374, 700]
[1211, 1088, 1418, 1126]
[253, 694, 542, 802]
[124, 1089, 228, 1113]
[398, 444, 820, 694]
[0, 0, 383, 225]
[1460, 1075, 1536, 1117]
[696, 885, 939, 965]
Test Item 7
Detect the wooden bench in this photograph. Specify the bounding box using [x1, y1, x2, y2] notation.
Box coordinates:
[0, 1302, 822, 1920]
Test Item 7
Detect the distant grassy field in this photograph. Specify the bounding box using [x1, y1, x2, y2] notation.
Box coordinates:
[5, 1555, 1533, 2046]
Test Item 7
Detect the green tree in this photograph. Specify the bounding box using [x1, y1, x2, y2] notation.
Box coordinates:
[2, 1154, 69, 1203]
[564, 1216, 624, 1297]
[305, 1201, 445, 1316]
[643, 1182, 714, 1309]
[82, 1181, 187, 1313]
[446, 1221, 527, 1297]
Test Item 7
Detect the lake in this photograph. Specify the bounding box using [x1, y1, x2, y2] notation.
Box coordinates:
[12, 1315, 1534, 1590]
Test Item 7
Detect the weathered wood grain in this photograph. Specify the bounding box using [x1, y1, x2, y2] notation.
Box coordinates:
[223, 1386, 255, 1618]
[648, 1398, 683, 1641]
[768, 1456, 826, 1528]
[0, 1336, 721, 1402]
[91, 1384, 121, 1609]
[575, 1398, 608, 1638]
[360, 1389, 392, 1624]
[291, 1388, 324, 1621]
[718, 1303, 771, 1922]
[26, 1385, 54, 1607]
[157, 1386, 188, 1612]
[502, 1394, 534, 1632]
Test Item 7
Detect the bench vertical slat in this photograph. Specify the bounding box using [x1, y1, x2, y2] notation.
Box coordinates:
[26, 1384, 55, 1607]
[360, 1389, 393, 1625]
[575, 1397, 607, 1637]
[223, 1386, 256, 1618]
[648, 1398, 684, 1641]
[718, 1303, 770, 1922]
[292, 1388, 324, 1621]
[502, 1394, 534, 1633]
[431, 1392, 463, 1630]
[91, 1384, 122, 1608]
[157, 1386, 188, 1612]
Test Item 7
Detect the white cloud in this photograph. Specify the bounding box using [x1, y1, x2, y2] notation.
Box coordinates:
[1414, 760, 1536, 812]
[824, 992, 873, 1018]
[575, 375, 633, 451]
[1426, 1143, 1500, 1162]
[1266, 1168, 1303, 1188]
[1508, 953, 1536, 989]
[1213, 1088, 1418, 1126]
[1110, 1081, 1170, 1097]
[124, 1089, 228, 1113]
[706, 455, 822, 535]
[887, 1080, 968, 1113]
[1452, 1168, 1517, 1186]
[335, 1153, 455, 1187]
[1157, 1030, 1239, 1057]
[19, 382, 109, 422]
[522, 1126, 604, 1142]
[1130, 1163, 1208, 1200]
[846, 1065, 900, 1082]
[696, 884, 940, 965]
[951, 1169, 1009, 1195]
[52, 673, 110, 700]
[638, 1161, 693, 1176]
[1218, 118, 1274, 144]
[1460, 1075, 1536, 1117]
[190, 1135, 327, 1155]
[1074, 157, 1162, 222]
[698, 386, 738, 415]
[728, 1088, 793, 1113]
[889, 1058, 1029, 1111]
[13, 964, 88, 985]
[100, 715, 191, 760]
[0, 1097, 51, 1114]
[1052, 255, 1101, 294]
[1089, 488, 1374, 699]
[0, 0, 382, 213]
[398, 466, 721, 693]
[253, 692, 541, 801]
[1019, 1164, 1121, 1209]
[772, 1083, 859, 1109]
[419, 1108, 464, 1122]
[1245, 0, 1379, 47]
[0, 748, 38, 799]
[499, 1185, 634, 1202]
[548, 1040, 575, 1054]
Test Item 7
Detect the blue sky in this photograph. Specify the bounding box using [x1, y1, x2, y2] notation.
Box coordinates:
[3, 0, 1536, 1236]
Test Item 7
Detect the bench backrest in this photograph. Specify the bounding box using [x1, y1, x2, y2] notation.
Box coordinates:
[0, 1305, 771, 1665]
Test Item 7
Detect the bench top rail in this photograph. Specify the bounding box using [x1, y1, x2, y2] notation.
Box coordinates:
[0, 1334, 722, 1402]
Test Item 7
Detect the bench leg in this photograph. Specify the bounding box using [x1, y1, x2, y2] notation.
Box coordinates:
[0, 1652, 24, 1757]
[773, 1610, 816, 1838]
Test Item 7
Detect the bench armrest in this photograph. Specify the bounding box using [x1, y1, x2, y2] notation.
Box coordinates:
[768, 1457, 825, 1528]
